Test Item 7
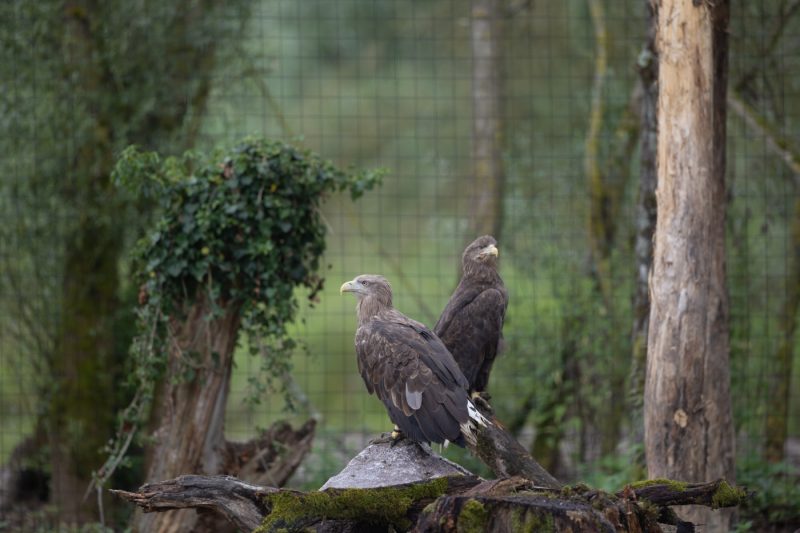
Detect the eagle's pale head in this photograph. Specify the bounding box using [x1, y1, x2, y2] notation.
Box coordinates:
[340, 274, 393, 308]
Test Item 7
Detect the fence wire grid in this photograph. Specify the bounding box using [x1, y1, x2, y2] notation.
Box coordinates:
[1, 0, 799, 530]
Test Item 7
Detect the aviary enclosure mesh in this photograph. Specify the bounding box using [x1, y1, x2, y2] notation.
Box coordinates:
[0, 0, 798, 527]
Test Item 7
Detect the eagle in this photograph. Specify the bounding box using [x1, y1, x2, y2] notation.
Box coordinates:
[434, 235, 508, 397]
[340, 274, 489, 446]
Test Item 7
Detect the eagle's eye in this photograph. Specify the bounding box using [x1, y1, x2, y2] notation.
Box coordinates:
[360, 279, 368, 286]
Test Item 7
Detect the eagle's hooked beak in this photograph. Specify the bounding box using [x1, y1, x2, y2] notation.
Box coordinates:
[340, 280, 356, 294]
[480, 244, 499, 259]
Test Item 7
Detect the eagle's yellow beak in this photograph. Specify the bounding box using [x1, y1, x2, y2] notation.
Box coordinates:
[481, 244, 499, 258]
[340, 280, 356, 294]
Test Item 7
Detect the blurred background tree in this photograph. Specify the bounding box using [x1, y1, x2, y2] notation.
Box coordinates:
[0, 0, 251, 523]
[0, 0, 797, 531]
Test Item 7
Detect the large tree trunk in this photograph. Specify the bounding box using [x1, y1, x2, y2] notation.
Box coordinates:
[645, 1, 735, 530]
[470, 0, 506, 240]
[50, 211, 121, 523]
[20, 1, 240, 522]
[48, 5, 121, 521]
[135, 293, 242, 533]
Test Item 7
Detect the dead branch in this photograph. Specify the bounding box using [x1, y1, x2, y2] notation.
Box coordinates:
[467, 399, 562, 489]
[112, 475, 277, 532]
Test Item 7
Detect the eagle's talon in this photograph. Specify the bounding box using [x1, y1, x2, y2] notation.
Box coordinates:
[390, 429, 405, 447]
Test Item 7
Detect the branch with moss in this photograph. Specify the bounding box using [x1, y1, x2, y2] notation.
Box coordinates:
[113, 472, 746, 533]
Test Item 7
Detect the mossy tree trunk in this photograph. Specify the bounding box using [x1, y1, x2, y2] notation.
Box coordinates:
[51, 198, 122, 523]
[470, 0, 506, 240]
[48, 5, 125, 522]
[0, 0, 251, 523]
[645, 1, 735, 530]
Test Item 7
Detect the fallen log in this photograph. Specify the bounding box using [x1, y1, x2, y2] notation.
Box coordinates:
[112, 440, 748, 532]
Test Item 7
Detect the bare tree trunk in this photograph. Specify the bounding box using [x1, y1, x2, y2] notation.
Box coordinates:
[628, 0, 658, 448]
[470, 0, 506, 240]
[135, 293, 242, 533]
[645, 1, 734, 530]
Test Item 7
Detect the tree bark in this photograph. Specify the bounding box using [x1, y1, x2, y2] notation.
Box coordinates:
[470, 400, 562, 489]
[645, 0, 735, 530]
[135, 293, 243, 533]
[470, 0, 506, 240]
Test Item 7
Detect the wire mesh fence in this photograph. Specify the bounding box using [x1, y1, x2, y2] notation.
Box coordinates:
[0, 0, 798, 530]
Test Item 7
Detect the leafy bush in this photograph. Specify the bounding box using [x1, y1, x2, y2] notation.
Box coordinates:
[736, 456, 800, 531]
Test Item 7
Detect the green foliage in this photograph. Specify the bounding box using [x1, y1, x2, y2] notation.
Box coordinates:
[575, 444, 646, 493]
[736, 456, 800, 529]
[118, 136, 381, 334]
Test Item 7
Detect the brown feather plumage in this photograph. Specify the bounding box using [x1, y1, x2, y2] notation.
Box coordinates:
[342, 274, 480, 445]
[434, 236, 508, 394]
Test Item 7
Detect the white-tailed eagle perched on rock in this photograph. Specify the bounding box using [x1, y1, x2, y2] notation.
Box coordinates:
[434, 235, 508, 397]
[341, 274, 488, 446]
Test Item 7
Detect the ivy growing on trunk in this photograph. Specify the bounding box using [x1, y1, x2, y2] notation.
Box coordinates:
[95, 137, 382, 492]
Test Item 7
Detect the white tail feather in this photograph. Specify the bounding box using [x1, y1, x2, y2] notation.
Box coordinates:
[460, 399, 491, 446]
[467, 400, 490, 426]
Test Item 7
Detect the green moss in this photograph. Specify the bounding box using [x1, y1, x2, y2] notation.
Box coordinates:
[255, 477, 449, 532]
[559, 483, 591, 498]
[456, 499, 489, 533]
[628, 478, 689, 491]
[711, 480, 747, 509]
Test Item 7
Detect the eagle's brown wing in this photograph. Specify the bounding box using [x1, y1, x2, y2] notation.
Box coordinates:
[355, 310, 470, 445]
[435, 284, 508, 392]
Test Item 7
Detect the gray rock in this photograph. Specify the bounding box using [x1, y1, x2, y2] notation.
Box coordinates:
[320, 436, 473, 490]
